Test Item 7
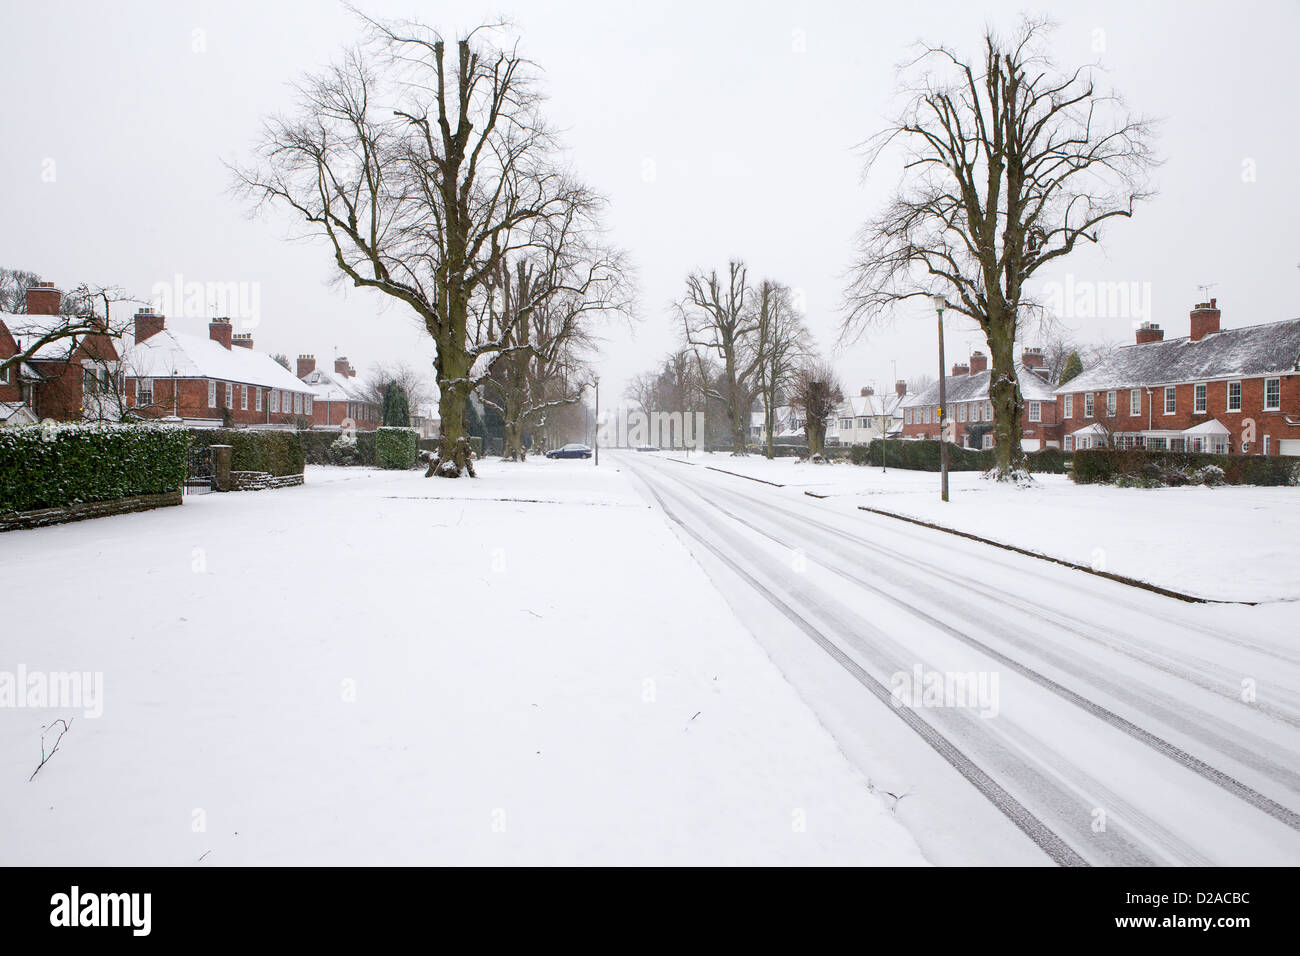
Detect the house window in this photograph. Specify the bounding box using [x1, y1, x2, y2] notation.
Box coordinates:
[1227, 381, 1241, 412]
[208, 380, 217, 408]
[1084, 393, 1094, 417]
[983, 402, 992, 420]
[982, 433, 993, 450]
[1264, 378, 1281, 410]
[1028, 401, 1041, 423]
[1064, 394, 1073, 418]
[136, 378, 153, 407]
[858, 416, 869, 429]
[1164, 386, 1176, 415]
[240, 385, 248, 411]
[1264, 435, 1271, 455]
[904, 408, 912, 425]
[0, 365, 7, 385]
[294, 393, 302, 414]
[256, 388, 262, 412]
[1064, 435, 1074, 452]
[225, 382, 233, 408]
[1194, 383, 1207, 414]
[304, 395, 312, 415]
[1106, 391, 1116, 416]
[1130, 389, 1141, 416]
[83, 367, 98, 396]
[958, 403, 967, 422]
[271, 389, 280, 413]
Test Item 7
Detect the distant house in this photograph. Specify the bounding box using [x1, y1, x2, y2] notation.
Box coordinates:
[1057, 299, 1300, 456]
[298, 355, 380, 429]
[836, 381, 911, 445]
[409, 405, 440, 439]
[120, 311, 316, 427]
[0, 282, 122, 422]
[901, 348, 1061, 450]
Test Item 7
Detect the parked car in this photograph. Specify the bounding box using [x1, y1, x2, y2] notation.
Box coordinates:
[546, 443, 593, 459]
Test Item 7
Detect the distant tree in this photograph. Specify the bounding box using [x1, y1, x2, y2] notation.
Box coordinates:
[382, 382, 411, 426]
[907, 373, 936, 396]
[751, 280, 811, 458]
[271, 353, 292, 371]
[1059, 351, 1084, 386]
[790, 359, 844, 457]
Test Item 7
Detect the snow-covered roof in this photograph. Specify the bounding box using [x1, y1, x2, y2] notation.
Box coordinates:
[907, 363, 1055, 407]
[302, 367, 372, 404]
[0, 311, 100, 361]
[1057, 317, 1300, 393]
[121, 330, 313, 393]
[0, 401, 38, 425]
[1068, 422, 1109, 437]
[1182, 419, 1232, 436]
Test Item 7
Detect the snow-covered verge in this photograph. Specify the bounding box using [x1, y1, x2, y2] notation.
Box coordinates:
[0, 459, 926, 865]
[645, 451, 1300, 603]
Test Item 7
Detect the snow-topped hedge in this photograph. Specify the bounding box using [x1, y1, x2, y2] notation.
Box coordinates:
[375, 427, 418, 470]
[186, 429, 304, 477]
[0, 422, 191, 514]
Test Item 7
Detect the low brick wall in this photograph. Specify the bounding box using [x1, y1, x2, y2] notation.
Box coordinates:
[229, 471, 305, 491]
[0, 489, 183, 532]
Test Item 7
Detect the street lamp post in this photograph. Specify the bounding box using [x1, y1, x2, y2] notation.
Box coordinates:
[593, 377, 600, 467]
[932, 294, 950, 502]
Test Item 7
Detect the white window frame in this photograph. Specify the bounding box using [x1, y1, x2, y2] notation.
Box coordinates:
[982, 433, 993, 450]
[958, 403, 967, 422]
[1084, 393, 1094, 418]
[294, 392, 303, 414]
[271, 389, 280, 413]
[1028, 401, 1041, 423]
[1163, 386, 1176, 415]
[1264, 378, 1281, 411]
[225, 382, 233, 408]
[208, 380, 217, 408]
[1064, 394, 1073, 418]
[984, 401, 993, 420]
[1227, 380, 1241, 412]
[1106, 391, 1116, 417]
[1264, 435, 1270, 455]
[1064, 435, 1074, 452]
[304, 395, 312, 415]
[0, 365, 8, 385]
[1130, 389, 1141, 416]
[1193, 382, 1207, 414]
[240, 385, 248, 411]
[255, 388, 262, 412]
[136, 378, 153, 407]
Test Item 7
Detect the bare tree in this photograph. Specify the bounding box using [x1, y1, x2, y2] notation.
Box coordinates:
[364, 360, 434, 414]
[751, 280, 810, 458]
[1, 274, 134, 382]
[843, 17, 1157, 480]
[789, 359, 844, 458]
[233, 13, 605, 477]
[679, 261, 760, 455]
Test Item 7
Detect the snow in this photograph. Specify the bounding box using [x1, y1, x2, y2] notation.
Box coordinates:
[122, 328, 313, 395]
[0, 459, 926, 866]
[639, 451, 1300, 602]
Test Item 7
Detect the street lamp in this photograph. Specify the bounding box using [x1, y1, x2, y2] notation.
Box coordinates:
[592, 376, 600, 467]
[932, 294, 950, 502]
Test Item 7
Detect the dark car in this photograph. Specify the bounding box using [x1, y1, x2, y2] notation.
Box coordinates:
[546, 443, 593, 459]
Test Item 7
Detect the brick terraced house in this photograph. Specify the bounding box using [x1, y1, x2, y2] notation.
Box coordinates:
[120, 311, 316, 427]
[297, 354, 380, 429]
[901, 348, 1062, 450]
[1057, 300, 1300, 456]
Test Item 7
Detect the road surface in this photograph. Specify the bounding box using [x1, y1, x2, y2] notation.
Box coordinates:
[620, 451, 1300, 866]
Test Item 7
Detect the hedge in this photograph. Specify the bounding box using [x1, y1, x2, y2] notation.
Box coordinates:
[376, 427, 419, 469]
[0, 422, 190, 513]
[844, 440, 1067, 474]
[300, 429, 377, 467]
[186, 429, 304, 477]
[1071, 448, 1299, 487]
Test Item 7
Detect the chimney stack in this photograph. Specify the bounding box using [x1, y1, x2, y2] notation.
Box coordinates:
[1190, 298, 1221, 342]
[894, 380, 907, 399]
[297, 354, 316, 378]
[232, 333, 254, 349]
[1135, 322, 1164, 345]
[951, 362, 970, 377]
[969, 351, 988, 374]
[209, 316, 233, 350]
[859, 386, 874, 397]
[335, 356, 350, 377]
[134, 307, 165, 344]
[1020, 347, 1045, 370]
[25, 281, 61, 316]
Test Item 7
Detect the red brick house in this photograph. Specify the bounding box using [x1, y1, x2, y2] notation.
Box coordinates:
[901, 348, 1063, 450]
[0, 282, 122, 423]
[120, 310, 316, 427]
[1057, 300, 1300, 456]
[297, 355, 380, 429]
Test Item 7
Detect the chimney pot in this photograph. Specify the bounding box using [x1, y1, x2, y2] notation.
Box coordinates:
[1190, 299, 1221, 342]
[1136, 321, 1164, 345]
[232, 333, 254, 350]
[951, 362, 970, 377]
[134, 308, 166, 344]
[25, 283, 62, 315]
[297, 354, 317, 378]
[895, 379, 907, 399]
[860, 386, 874, 397]
[208, 317, 233, 350]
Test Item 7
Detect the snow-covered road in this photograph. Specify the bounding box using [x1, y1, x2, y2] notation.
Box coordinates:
[619, 451, 1300, 866]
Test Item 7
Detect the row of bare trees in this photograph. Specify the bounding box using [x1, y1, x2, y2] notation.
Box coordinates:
[234, 13, 631, 477]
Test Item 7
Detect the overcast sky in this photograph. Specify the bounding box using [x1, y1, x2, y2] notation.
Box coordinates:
[3, 0, 1297, 407]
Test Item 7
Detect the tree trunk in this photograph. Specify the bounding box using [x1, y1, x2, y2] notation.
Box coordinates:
[503, 417, 525, 461]
[730, 405, 749, 456]
[807, 422, 825, 457]
[764, 401, 775, 459]
[986, 320, 1028, 481]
